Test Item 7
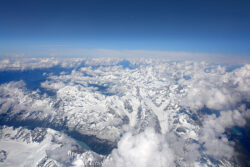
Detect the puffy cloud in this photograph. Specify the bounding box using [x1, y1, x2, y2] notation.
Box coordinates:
[103, 128, 175, 167]
[41, 80, 66, 91]
[181, 64, 250, 111]
[164, 133, 201, 166]
[0, 57, 86, 71]
[199, 106, 250, 159]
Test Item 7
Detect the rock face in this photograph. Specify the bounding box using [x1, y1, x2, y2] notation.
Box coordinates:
[0, 150, 7, 162]
[0, 58, 250, 166]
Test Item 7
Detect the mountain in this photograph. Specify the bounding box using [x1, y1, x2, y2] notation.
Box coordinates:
[0, 125, 104, 167]
[0, 58, 249, 166]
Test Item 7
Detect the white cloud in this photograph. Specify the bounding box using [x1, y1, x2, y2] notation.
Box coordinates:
[0, 81, 55, 117]
[199, 106, 250, 159]
[2, 49, 249, 68]
[103, 128, 175, 167]
[181, 64, 250, 111]
[0, 57, 85, 71]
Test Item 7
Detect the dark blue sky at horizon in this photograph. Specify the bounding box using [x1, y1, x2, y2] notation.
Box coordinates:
[0, 0, 250, 58]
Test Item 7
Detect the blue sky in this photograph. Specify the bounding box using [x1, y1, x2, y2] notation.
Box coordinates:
[0, 0, 250, 59]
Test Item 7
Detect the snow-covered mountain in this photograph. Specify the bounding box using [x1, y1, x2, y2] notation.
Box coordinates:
[0, 58, 249, 166]
[0, 125, 104, 167]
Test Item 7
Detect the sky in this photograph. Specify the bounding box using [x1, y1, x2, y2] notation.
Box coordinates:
[0, 0, 250, 60]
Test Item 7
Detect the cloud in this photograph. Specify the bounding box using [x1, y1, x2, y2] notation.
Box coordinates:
[199, 105, 250, 159]
[0, 57, 85, 71]
[181, 64, 250, 111]
[1, 52, 249, 72]
[46, 49, 236, 64]
[0, 80, 55, 117]
[103, 128, 175, 167]
[2, 48, 249, 65]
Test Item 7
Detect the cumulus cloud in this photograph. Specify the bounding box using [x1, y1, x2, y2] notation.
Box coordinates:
[181, 64, 250, 111]
[103, 128, 175, 167]
[0, 57, 86, 71]
[199, 106, 250, 159]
